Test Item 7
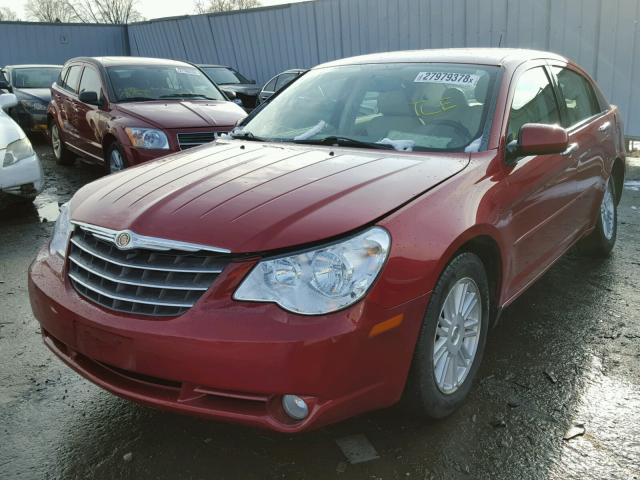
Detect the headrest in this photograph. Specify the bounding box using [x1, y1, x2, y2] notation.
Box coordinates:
[441, 87, 468, 108]
[474, 75, 489, 100]
[377, 90, 414, 116]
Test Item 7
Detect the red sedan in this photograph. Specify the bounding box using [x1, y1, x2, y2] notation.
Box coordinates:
[29, 49, 625, 432]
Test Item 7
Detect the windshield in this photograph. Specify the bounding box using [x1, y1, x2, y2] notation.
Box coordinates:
[106, 65, 226, 102]
[11, 67, 61, 89]
[240, 63, 498, 152]
[201, 66, 251, 85]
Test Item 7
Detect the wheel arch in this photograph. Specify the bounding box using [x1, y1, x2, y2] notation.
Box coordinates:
[101, 132, 119, 158]
[611, 157, 625, 204]
[435, 227, 505, 327]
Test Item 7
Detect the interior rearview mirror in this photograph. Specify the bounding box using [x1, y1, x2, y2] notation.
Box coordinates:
[507, 123, 569, 162]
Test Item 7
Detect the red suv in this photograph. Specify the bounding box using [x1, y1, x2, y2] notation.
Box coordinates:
[30, 49, 625, 432]
[48, 57, 247, 172]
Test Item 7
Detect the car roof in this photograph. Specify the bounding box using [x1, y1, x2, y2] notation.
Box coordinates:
[281, 69, 306, 74]
[315, 48, 569, 69]
[3, 64, 62, 69]
[67, 56, 194, 68]
[197, 64, 231, 68]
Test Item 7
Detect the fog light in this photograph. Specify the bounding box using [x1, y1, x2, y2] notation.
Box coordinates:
[282, 394, 309, 420]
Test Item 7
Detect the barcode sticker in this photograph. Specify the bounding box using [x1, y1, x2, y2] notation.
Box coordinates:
[414, 72, 480, 86]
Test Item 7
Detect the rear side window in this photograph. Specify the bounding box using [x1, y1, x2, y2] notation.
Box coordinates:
[79, 67, 102, 98]
[275, 73, 298, 91]
[507, 67, 560, 141]
[58, 67, 69, 86]
[263, 77, 277, 92]
[551, 67, 602, 127]
[62, 65, 82, 94]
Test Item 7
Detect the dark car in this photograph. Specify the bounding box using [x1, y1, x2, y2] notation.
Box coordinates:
[257, 69, 306, 104]
[197, 64, 260, 109]
[48, 57, 247, 172]
[0, 65, 62, 134]
[30, 49, 624, 432]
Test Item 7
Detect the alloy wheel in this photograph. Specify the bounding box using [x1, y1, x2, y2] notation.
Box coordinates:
[109, 148, 125, 172]
[600, 179, 615, 240]
[51, 124, 61, 159]
[433, 277, 482, 394]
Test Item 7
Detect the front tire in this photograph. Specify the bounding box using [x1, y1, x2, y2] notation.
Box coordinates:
[404, 252, 490, 419]
[577, 175, 617, 257]
[105, 142, 128, 174]
[50, 121, 75, 166]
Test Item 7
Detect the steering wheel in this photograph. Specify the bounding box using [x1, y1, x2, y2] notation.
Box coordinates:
[423, 119, 473, 145]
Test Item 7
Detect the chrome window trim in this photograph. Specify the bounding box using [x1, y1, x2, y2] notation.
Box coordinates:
[71, 221, 231, 254]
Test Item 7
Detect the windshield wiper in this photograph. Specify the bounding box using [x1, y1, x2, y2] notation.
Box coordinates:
[118, 96, 157, 102]
[292, 136, 394, 150]
[230, 131, 270, 142]
[159, 93, 216, 100]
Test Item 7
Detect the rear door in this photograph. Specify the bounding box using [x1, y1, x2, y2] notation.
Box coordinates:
[549, 63, 615, 230]
[74, 65, 106, 160]
[501, 64, 582, 301]
[57, 64, 83, 150]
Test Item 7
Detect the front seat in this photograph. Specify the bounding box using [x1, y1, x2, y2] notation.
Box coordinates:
[366, 90, 421, 140]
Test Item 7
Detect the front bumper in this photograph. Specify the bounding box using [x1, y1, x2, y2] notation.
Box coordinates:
[28, 247, 429, 432]
[14, 110, 48, 133]
[0, 152, 44, 199]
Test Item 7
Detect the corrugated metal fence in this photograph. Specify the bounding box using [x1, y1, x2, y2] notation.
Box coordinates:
[0, 21, 128, 65]
[126, 0, 640, 138]
[2, 0, 640, 136]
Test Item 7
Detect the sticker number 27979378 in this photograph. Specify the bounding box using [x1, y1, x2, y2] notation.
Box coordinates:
[414, 72, 480, 86]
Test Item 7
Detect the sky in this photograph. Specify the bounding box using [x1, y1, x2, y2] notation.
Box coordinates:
[0, 0, 308, 21]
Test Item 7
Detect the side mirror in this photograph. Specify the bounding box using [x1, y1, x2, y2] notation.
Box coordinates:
[78, 91, 99, 106]
[0, 78, 11, 92]
[223, 89, 236, 100]
[0, 93, 18, 110]
[507, 123, 569, 162]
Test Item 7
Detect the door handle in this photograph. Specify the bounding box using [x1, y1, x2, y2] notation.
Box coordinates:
[562, 143, 579, 156]
[598, 121, 611, 132]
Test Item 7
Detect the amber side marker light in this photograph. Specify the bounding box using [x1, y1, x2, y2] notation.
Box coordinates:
[369, 314, 404, 338]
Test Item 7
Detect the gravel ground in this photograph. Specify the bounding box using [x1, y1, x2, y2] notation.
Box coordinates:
[1, 141, 639, 480]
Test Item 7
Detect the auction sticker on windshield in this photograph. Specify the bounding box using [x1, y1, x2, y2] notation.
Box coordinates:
[414, 72, 480, 86]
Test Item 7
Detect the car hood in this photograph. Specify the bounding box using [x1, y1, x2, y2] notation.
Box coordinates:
[115, 100, 247, 129]
[0, 110, 25, 146]
[221, 84, 260, 96]
[14, 88, 51, 103]
[70, 141, 469, 253]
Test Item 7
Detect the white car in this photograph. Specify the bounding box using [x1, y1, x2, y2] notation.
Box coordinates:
[0, 93, 43, 203]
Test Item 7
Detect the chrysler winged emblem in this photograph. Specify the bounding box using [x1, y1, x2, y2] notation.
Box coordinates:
[114, 231, 132, 249]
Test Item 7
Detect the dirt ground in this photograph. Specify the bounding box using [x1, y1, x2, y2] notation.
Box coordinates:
[1, 140, 639, 480]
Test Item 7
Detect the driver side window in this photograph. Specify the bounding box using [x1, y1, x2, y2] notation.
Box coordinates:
[507, 67, 560, 142]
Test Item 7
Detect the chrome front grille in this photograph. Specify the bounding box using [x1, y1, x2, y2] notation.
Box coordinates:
[177, 131, 227, 150]
[67, 225, 230, 317]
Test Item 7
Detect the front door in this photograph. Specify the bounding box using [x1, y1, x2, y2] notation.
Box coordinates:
[500, 65, 581, 301]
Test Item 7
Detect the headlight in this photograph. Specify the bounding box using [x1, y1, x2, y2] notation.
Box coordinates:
[234, 227, 391, 315]
[124, 127, 169, 149]
[20, 99, 47, 112]
[49, 203, 73, 258]
[3, 136, 34, 167]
